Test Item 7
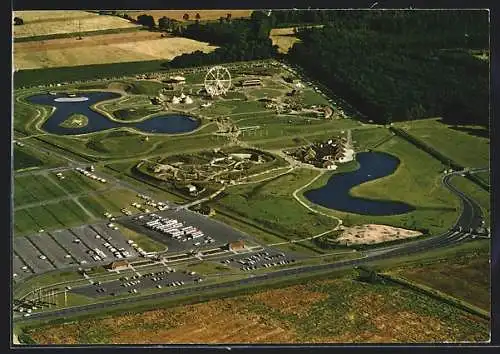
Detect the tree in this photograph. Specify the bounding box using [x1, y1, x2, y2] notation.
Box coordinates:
[183, 13, 190, 21]
[158, 16, 171, 30]
[137, 14, 155, 29]
[13, 17, 24, 25]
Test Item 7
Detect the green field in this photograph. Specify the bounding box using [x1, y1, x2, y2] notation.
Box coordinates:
[14, 199, 93, 236]
[213, 168, 339, 239]
[116, 224, 166, 252]
[13, 148, 43, 171]
[474, 171, 490, 187]
[395, 118, 489, 169]
[352, 127, 394, 151]
[301, 89, 330, 106]
[14, 174, 67, 207]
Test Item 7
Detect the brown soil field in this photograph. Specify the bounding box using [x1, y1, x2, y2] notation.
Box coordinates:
[28, 277, 488, 344]
[126, 10, 253, 22]
[335, 224, 423, 246]
[13, 32, 217, 70]
[13, 11, 138, 38]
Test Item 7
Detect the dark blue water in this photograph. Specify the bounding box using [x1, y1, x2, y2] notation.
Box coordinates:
[304, 152, 415, 216]
[27, 92, 200, 135]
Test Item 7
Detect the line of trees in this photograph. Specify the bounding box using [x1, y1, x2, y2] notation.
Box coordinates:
[286, 10, 489, 127]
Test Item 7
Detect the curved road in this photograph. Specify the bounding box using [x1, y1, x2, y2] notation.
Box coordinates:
[15, 170, 487, 323]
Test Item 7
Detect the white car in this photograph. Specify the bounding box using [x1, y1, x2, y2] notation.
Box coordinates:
[39, 255, 47, 260]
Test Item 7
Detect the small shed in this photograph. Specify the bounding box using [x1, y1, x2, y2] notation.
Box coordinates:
[228, 240, 245, 251]
[105, 260, 130, 271]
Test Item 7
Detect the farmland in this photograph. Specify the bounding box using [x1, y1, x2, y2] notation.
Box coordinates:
[24, 271, 488, 344]
[390, 240, 490, 312]
[393, 118, 490, 169]
[14, 31, 217, 70]
[13, 11, 138, 38]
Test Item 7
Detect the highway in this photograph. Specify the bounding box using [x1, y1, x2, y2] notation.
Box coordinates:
[16, 169, 488, 323]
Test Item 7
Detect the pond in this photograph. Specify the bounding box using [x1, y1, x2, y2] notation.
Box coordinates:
[304, 152, 415, 216]
[27, 91, 200, 135]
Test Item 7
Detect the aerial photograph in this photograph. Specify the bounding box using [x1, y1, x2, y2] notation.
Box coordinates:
[11, 8, 491, 345]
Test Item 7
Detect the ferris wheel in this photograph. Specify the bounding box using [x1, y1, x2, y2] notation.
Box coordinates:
[204, 66, 231, 97]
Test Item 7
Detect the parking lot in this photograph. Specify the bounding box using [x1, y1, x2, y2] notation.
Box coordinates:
[71, 265, 203, 298]
[13, 222, 143, 276]
[217, 248, 298, 272]
[119, 208, 250, 253]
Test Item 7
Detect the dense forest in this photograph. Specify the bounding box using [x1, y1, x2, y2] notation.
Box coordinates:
[166, 10, 488, 127]
[168, 11, 279, 68]
[287, 10, 489, 127]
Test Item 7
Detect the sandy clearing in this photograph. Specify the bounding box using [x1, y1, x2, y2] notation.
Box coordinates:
[126, 10, 253, 22]
[13, 11, 138, 38]
[334, 224, 423, 246]
[270, 28, 301, 53]
[14, 35, 217, 70]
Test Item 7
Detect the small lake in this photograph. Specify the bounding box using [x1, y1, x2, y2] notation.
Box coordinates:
[304, 152, 415, 216]
[27, 91, 200, 135]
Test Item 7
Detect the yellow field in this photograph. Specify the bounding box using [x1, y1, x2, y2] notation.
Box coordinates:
[125, 10, 253, 22]
[13, 10, 138, 38]
[270, 27, 301, 53]
[14, 32, 217, 69]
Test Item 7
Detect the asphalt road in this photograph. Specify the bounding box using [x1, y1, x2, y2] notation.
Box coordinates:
[15, 169, 487, 322]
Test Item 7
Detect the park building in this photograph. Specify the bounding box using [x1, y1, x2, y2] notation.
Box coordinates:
[240, 79, 262, 87]
[105, 259, 130, 271]
[169, 75, 186, 83]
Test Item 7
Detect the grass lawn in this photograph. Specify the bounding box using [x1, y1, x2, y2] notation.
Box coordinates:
[181, 261, 234, 275]
[474, 171, 490, 187]
[13, 269, 85, 298]
[13, 148, 43, 170]
[116, 224, 167, 252]
[449, 175, 491, 226]
[213, 168, 339, 240]
[352, 127, 393, 151]
[210, 211, 323, 256]
[301, 89, 330, 106]
[394, 118, 490, 169]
